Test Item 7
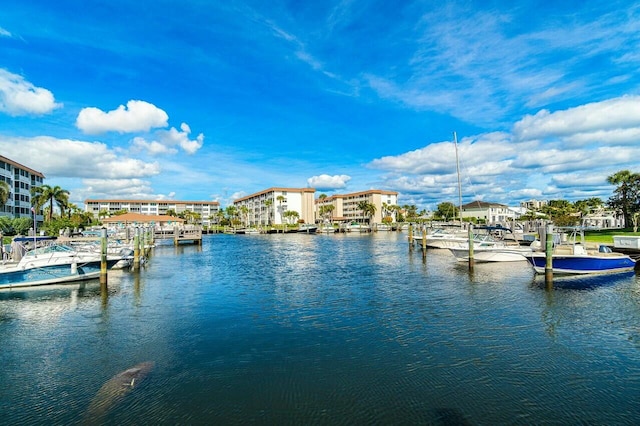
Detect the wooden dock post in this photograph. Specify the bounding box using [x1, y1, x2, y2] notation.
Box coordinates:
[133, 226, 140, 271]
[408, 223, 414, 250]
[143, 225, 150, 255]
[100, 227, 108, 289]
[421, 225, 427, 255]
[545, 224, 554, 288]
[468, 223, 475, 269]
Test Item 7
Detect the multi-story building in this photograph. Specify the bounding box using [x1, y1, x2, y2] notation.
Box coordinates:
[315, 190, 399, 224]
[233, 187, 316, 226]
[0, 155, 45, 222]
[461, 200, 516, 224]
[84, 199, 220, 226]
[520, 199, 548, 210]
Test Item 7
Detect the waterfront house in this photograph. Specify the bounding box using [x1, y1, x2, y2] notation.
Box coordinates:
[461, 200, 516, 224]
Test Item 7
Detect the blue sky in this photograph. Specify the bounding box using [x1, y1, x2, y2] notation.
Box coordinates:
[1, 1, 640, 211]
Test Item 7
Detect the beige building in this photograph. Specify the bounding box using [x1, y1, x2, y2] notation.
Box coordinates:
[315, 190, 399, 224]
[0, 155, 45, 222]
[233, 187, 316, 226]
[84, 199, 220, 226]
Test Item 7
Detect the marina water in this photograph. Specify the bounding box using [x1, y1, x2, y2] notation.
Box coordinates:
[1, 232, 640, 424]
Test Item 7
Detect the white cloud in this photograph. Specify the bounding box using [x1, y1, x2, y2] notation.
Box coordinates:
[369, 132, 517, 175]
[307, 174, 351, 190]
[0, 27, 11, 38]
[0, 69, 61, 116]
[513, 95, 640, 142]
[76, 100, 169, 134]
[131, 136, 178, 155]
[0, 136, 160, 179]
[230, 191, 246, 201]
[142, 123, 204, 154]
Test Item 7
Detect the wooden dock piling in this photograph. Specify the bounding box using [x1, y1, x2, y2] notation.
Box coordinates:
[468, 224, 475, 269]
[133, 227, 141, 271]
[544, 224, 554, 288]
[408, 223, 413, 250]
[100, 227, 108, 289]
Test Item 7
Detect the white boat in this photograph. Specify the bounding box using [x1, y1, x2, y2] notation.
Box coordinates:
[318, 225, 336, 234]
[297, 224, 318, 233]
[0, 264, 103, 289]
[344, 222, 371, 233]
[0, 242, 132, 275]
[524, 228, 637, 275]
[0, 242, 131, 289]
[413, 228, 469, 248]
[448, 244, 533, 262]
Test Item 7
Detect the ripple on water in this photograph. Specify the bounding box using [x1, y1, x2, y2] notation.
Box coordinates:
[1, 233, 640, 424]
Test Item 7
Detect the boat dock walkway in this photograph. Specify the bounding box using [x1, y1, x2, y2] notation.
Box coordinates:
[154, 227, 202, 245]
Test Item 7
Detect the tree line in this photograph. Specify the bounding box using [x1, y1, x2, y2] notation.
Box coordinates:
[1, 169, 638, 236]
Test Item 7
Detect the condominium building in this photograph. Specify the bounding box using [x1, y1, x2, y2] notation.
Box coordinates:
[520, 199, 548, 210]
[84, 199, 220, 226]
[233, 187, 316, 226]
[0, 155, 45, 222]
[315, 190, 399, 224]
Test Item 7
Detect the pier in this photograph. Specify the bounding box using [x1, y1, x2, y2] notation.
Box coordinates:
[154, 226, 202, 245]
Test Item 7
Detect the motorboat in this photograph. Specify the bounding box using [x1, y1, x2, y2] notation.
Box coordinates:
[524, 228, 636, 275]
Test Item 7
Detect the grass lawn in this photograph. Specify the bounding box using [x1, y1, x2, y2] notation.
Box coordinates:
[584, 228, 640, 244]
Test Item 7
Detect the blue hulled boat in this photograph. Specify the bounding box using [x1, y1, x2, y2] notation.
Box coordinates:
[525, 228, 636, 275]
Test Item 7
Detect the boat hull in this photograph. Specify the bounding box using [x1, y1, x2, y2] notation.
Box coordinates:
[0, 263, 106, 289]
[525, 253, 636, 275]
[449, 247, 530, 262]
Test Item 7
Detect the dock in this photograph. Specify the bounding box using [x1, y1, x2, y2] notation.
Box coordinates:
[154, 226, 202, 245]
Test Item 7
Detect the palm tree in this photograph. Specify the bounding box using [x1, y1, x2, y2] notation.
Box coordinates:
[0, 181, 10, 209]
[283, 210, 299, 225]
[30, 184, 70, 222]
[264, 199, 273, 226]
[276, 195, 286, 231]
[363, 203, 377, 224]
[239, 206, 249, 227]
[607, 170, 640, 227]
[225, 205, 238, 227]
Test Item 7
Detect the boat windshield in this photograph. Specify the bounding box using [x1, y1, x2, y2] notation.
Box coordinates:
[26, 244, 75, 256]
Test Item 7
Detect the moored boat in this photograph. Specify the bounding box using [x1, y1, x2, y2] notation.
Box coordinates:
[0, 263, 103, 289]
[297, 224, 318, 233]
[525, 245, 636, 274]
[448, 245, 532, 262]
[524, 228, 636, 275]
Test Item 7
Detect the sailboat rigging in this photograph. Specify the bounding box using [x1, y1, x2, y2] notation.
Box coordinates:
[453, 132, 463, 227]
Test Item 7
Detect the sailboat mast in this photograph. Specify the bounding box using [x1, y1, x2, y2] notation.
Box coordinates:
[453, 132, 463, 227]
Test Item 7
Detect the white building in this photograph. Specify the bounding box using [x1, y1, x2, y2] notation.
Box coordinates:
[233, 187, 316, 226]
[520, 199, 548, 210]
[461, 200, 516, 224]
[0, 155, 45, 222]
[315, 190, 399, 224]
[84, 199, 220, 226]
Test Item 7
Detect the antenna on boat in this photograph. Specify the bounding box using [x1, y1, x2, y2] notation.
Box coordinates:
[454, 132, 463, 228]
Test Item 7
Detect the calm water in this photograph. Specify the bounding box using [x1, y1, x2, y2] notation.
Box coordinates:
[1, 232, 640, 425]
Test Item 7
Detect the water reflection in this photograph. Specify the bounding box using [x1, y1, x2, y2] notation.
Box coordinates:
[1, 233, 640, 424]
